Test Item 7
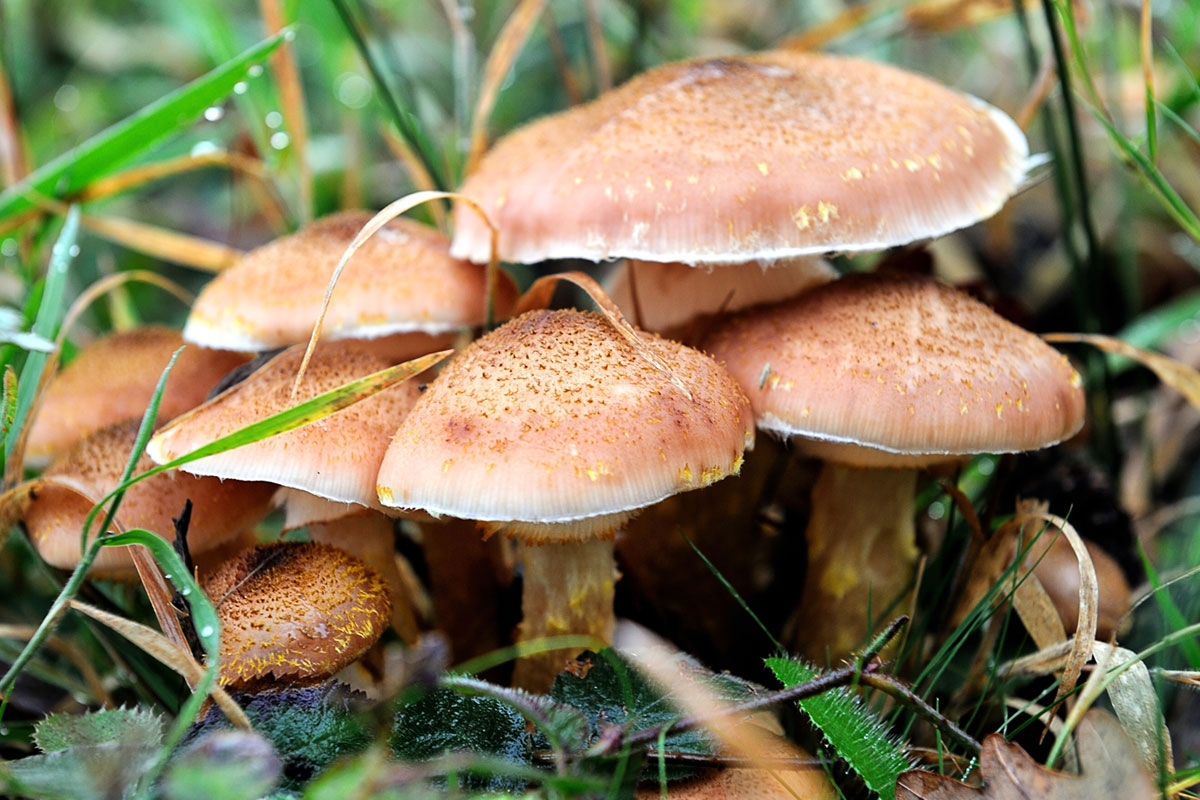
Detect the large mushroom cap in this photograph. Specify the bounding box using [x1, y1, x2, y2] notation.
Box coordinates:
[704, 273, 1085, 467]
[25, 420, 275, 577]
[27, 326, 247, 464]
[453, 50, 1028, 265]
[377, 309, 755, 540]
[148, 341, 422, 511]
[184, 211, 518, 352]
[202, 541, 390, 688]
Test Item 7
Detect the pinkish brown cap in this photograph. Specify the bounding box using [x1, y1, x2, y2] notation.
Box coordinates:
[202, 541, 390, 688]
[27, 326, 247, 464]
[147, 341, 421, 511]
[184, 211, 518, 352]
[607, 257, 836, 334]
[25, 420, 275, 578]
[452, 51, 1029, 265]
[376, 309, 755, 541]
[704, 273, 1085, 467]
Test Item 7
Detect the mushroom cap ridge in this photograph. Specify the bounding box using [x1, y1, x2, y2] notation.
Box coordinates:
[452, 50, 1029, 264]
[704, 273, 1085, 467]
[376, 309, 755, 538]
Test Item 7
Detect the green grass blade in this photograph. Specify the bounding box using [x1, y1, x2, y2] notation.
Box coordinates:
[766, 657, 912, 800]
[3, 206, 79, 472]
[97, 529, 218, 799]
[0, 31, 288, 222]
[1158, 102, 1200, 149]
[1137, 541, 1200, 670]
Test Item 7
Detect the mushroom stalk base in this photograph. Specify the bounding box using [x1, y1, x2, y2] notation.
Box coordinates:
[788, 464, 918, 662]
[514, 538, 617, 692]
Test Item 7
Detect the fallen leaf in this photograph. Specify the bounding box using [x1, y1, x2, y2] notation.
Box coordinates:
[895, 710, 1155, 800]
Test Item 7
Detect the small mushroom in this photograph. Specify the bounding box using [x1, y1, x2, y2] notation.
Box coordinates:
[26, 325, 247, 465]
[202, 541, 390, 689]
[705, 273, 1086, 660]
[183, 210, 518, 360]
[377, 308, 754, 689]
[24, 420, 275, 578]
[147, 341, 425, 640]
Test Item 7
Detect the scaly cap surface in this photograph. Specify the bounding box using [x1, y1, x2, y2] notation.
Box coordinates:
[377, 309, 754, 539]
[704, 273, 1085, 467]
[453, 51, 1028, 264]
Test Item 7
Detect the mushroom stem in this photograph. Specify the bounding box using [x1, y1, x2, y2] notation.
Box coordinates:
[513, 537, 618, 691]
[307, 512, 421, 643]
[421, 517, 512, 664]
[788, 464, 918, 662]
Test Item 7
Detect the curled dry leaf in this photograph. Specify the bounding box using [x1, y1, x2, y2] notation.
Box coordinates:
[1045, 332, 1200, 411]
[896, 710, 1155, 800]
[1089, 642, 1172, 778]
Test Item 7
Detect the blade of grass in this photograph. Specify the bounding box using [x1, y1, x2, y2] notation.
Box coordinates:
[0, 342, 178, 710]
[260, 0, 312, 224]
[330, 0, 446, 192]
[78, 213, 244, 272]
[1136, 542, 1200, 670]
[77, 151, 273, 202]
[465, 0, 549, 176]
[2, 206, 78, 485]
[0, 31, 288, 222]
[1140, 0, 1158, 163]
[584, 0, 612, 93]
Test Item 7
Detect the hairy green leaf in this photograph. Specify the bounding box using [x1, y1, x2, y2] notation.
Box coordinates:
[35, 707, 163, 754]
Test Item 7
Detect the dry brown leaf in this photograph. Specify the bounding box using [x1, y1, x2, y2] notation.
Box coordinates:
[1045, 333, 1200, 411]
[777, 4, 877, 51]
[904, 0, 1030, 32]
[77, 151, 272, 202]
[68, 599, 250, 728]
[896, 710, 1155, 800]
[1090, 642, 1172, 778]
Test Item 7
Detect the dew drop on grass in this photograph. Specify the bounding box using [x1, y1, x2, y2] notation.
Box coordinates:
[927, 500, 946, 521]
[270, 132, 290, 150]
[283, 29, 297, 42]
[204, 105, 224, 122]
[200, 625, 215, 638]
[265, 111, 283, 129]
[181, 587, 192, 596]
[234, 81, 249, 95]
[335, 73, 371, 109]
[2, 239, 18, 257]
[191, 141, 220, 157]
[68, 245, 80, 257]
[249, 64, 265, 77]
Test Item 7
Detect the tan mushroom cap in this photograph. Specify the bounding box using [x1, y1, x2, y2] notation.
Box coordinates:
[607, 257, 836, 334]
[704, 273, 1085, 467]
[452, 50, 1028, 265]
[376, 309, 755, 541]
[26, 326, 247, 464]
[147, 341, 422, 511]
[25, 420, 275, 577]
[184, 211, 519, 352]
[202, 541, 390, 688]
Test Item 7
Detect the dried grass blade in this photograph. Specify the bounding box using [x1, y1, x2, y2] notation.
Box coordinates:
[128, 546, 192, 670]
[0, 51, 26, 187]
[465, 0, 549, 176]
[379, 126, 446, 230]
[79, 214, 243, 272]
[777, 3, 875, 51]
[1046, 333, 1200, 410]
[1000, 639, 1073, 677]
[1016, 51, 1057, 131]
[68, 600, 250, 728]
[616, 622, 811, 799]
[1092, 641, 1172, 776]
[77, 151, 272, 202]
[1139, 0, 1157, 163]
[291, 191, 497, 395]
[259, 0, 312, 223]
[584, 0, 611, 93]
[0, 623, 110, 706]
[1020, 511, 1098, 709]
[542, 7, 583, 106]
[515, 270, 692, 400]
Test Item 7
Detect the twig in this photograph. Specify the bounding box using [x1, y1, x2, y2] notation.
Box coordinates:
[858, 673, 981, 756]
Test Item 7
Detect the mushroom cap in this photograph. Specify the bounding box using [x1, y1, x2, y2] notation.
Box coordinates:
[25, 420, 275, 577]
[202, 541, 390, 688]
[376, 309, 755, 541]
[147, 341, 422, 511]
[184, 211, 519, 352]
[27, 326, 247, 464]
[607, 257, 836, 334]
[452, 50, 1028, 265]
[703, 273, 1085, 467]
